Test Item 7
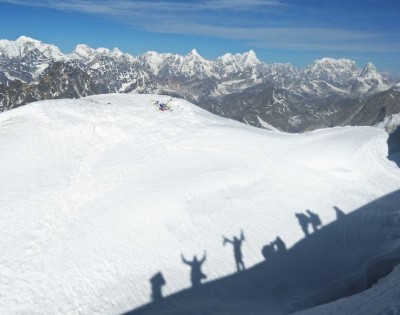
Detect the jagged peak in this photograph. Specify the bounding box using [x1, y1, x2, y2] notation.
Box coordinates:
[0, 36, 63, 59]
[110, 47, 123, 57]
[72, 45, 124, 58]
[217, 50, 260, 67]
[241, 49, 260, 66]
[187, 49, 203, 59]
[245, 49, 257, 58]
[360, 62, 377, 76]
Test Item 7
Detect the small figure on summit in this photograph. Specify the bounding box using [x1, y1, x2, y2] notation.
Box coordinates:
[153, 98, 173, 111]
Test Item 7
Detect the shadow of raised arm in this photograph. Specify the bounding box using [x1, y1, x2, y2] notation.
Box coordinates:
[223, 236, 233, 246]
[240, 229, 245, 242]
[200, 251, 207, 264]
[181, 254, 190, 265]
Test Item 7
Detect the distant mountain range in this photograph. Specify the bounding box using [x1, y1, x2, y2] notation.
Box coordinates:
[1, 36, 400, 149]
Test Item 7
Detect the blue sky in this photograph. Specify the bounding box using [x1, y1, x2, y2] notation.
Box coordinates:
[1, 0, 399, 72]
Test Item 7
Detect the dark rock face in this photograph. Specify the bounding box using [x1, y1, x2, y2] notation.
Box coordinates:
[0, 62, 98, 111]
[350, 84, 400, 126]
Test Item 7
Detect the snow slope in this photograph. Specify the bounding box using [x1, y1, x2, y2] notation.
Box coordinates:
[1, 94, 400, 315]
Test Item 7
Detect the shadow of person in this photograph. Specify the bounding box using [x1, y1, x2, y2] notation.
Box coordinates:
[123, 190, 400, 315]
[295, 212, 311, 237]
[261, 242, 275, 261]
[274, 236, 287, 252]
[181, 251, 207, 288]
[150, 272, 166, 303]
[223, 229, 245, 272]
[306, 209, 322, 232]
[333, 206, 346, 220]
[261, 236, 286, 262]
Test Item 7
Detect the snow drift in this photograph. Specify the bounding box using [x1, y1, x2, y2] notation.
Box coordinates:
[1, 94, 399, 315]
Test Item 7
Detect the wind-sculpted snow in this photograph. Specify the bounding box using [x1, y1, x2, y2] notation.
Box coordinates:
[0, 94, 399, 314]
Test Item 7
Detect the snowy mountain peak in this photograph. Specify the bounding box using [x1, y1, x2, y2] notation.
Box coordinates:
[219, 52, 234, 62]
[241, 49, 260, 66]
[72, 44, 95, 58]
[187, 48, 203, 59]
[304, 57, 359, 86]
[0, 36, 63, 59]
[110, 47, 123, 57]
[309, 57, 357, 71]
[16, 35, 41, 44]
[71, 45, 114, 58]
[360, 62, 377, 76]
[140, 51, 170, 74]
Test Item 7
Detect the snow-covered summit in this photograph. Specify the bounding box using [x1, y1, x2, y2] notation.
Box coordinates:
[303, 58, 359, 85]
[360, 62, 377, 76]
[240, 49, 260, 67]
[187, 48, 202, 58]
[1, 94, 399, 315]
[0, 35, 64, 60]
[70, 44, 125, 60]
[110, 47, 124, 57]
[16, 35, 40, 45]
[0, 36, 65, 82]
[355, 61, 389, 94]
[71, 44, 95, 59]
[217, 50, 260, 67]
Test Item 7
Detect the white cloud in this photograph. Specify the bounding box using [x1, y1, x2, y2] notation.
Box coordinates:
[0, 0, 283, 13]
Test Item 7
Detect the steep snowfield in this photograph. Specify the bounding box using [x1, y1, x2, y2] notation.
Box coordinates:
[1, 94, 400, 315]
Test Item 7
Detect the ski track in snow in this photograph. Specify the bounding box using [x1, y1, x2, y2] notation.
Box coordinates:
[0, 94, 400, 314]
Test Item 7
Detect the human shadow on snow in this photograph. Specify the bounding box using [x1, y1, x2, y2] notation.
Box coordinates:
[124, 190, 400, 315]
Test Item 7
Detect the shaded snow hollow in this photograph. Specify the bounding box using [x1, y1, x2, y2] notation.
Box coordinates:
[1, 94, 400, 315]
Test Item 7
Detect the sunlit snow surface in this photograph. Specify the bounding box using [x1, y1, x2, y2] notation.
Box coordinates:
[1, 94, 400, 314]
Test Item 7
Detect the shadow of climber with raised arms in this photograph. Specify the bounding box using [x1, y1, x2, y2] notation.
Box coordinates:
[223, 229, 246, 272]
[181, 251, 207, 288]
